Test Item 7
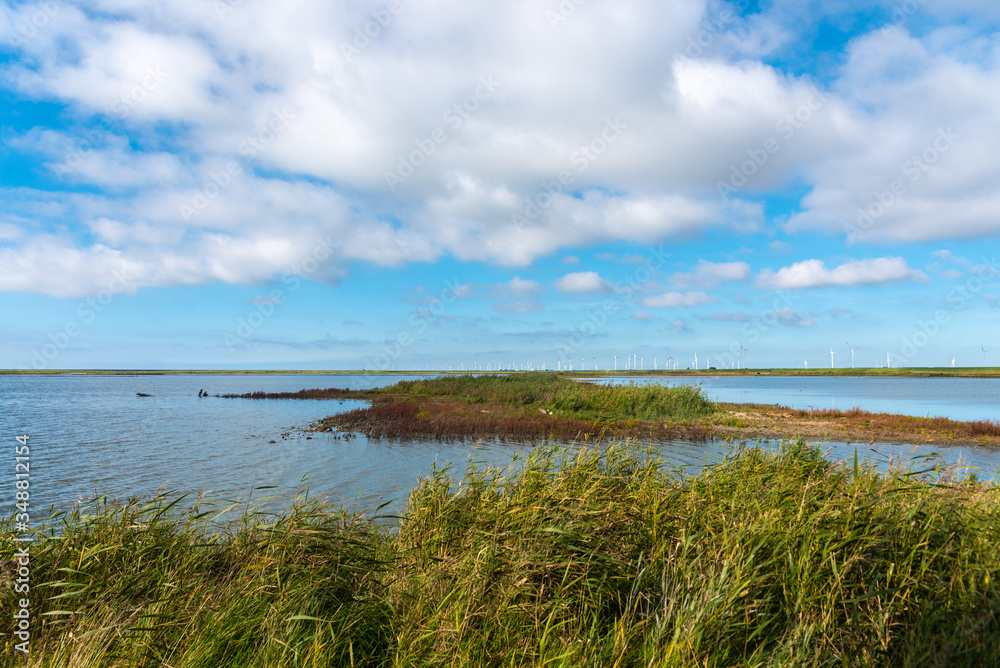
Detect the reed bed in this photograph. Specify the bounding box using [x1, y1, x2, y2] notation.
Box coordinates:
[5, 441, 999, 667]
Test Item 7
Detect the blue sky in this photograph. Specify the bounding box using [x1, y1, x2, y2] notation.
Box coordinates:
[1, 0, 999, 370]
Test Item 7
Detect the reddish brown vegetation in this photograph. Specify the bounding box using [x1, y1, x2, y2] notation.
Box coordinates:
[316, 398, 711, 442]
[221, 381, 1000, 446]
[709, 403, 1000, 445]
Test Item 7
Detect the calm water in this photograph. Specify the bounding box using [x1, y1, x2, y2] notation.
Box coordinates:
[593, 375, 1000, 422]
[2, 373, 999, 519]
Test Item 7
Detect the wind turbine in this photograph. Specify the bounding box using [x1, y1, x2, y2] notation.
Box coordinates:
[666, 349, 675, 371]
[830, 347, 835, 369]
[653, 356, 657, 370]
[614, 355, 617, 371]
[846, 341, 856, 369]
[693, 352, 698, 370]
[594, 355, 598, 371]
[983, 346, 988, 367]
[886, 353, 891, 369]
[738, 341, 748, 370]
[951, 356, 956, 368]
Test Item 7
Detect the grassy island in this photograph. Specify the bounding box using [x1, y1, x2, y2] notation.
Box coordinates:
[222, 372, 1000, 447]
[4, 442, 999, 666]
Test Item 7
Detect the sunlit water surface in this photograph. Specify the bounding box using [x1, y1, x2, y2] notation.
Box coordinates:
[2, 373, 999, 519]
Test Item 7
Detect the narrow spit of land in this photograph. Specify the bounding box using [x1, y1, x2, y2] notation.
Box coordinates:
[220, 372, 1000, 447]
[5, 366, 1000, 377]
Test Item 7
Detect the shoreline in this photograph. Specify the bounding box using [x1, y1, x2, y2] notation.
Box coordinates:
[5, 367, 1000, 378]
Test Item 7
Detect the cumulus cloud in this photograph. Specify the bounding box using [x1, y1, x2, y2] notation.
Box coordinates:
[705, 311, 750, 322]
[782, 30, 1000, 244]
[2, 0, 999, 299]
[932, 250, 970, 266]
[640, 291, 716, 308]
[0, 0, 811, 295]
[494, 276, 543, 298]
[493, 301, 543, 313]
[772, 307, 815, 327]
[756, 257, 927, 290]
[670, 260, 751, 289]
[554, 271, 612, 293]
[669, 319, 691, 332]
[631, 311, 653, 321]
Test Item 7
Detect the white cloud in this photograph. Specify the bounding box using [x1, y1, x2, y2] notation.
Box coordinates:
[932, 249, 970, 266]
[493, 300, 543, 313]
[670, 260, 751, 289]
[554, 271, 612, 293]
[631, 311, 653, 321]
[640, 291, 716, 308]
[756, 257, 927, 290]
[501, 276, 543, 297]
[773, 307, 815, 328]
[706, 311, 750, 322]
[783, 29, 1000, 243]
[2, 0, 1000, 298]
[669, 319, 691, 331]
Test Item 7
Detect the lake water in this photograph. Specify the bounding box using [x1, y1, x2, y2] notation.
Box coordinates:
[592, 375, 1000, 422]
[2, 373, 999, 520]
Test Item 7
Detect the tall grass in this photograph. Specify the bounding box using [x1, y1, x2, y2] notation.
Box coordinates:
[5, 442, 999, 666]
[381, 373, 716, 421]
[1, 494, 392, 667]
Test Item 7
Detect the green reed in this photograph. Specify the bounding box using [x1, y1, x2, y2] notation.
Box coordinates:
[3, 441, 998, 667]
